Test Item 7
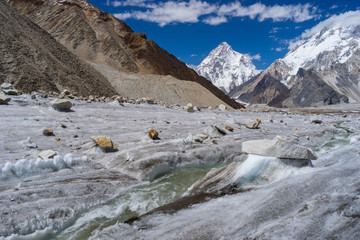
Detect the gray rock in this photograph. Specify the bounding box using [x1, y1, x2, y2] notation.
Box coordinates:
[185, 103, 195, 112]
[31, 93, 37, 100]
[1, 83, 18, 95]
[62, 89, 71, 95]
[39, 150, 57, 159]
[2, 89, 18, 95]
[204, 125, 226, 138]
[146, 99, 155, 104]
[244, 119, 261, 129]
[51, 99, 73, 111]
[312, 120, 323, 124]
[242, 139, 317, 160]
[0, 94, 11, 104]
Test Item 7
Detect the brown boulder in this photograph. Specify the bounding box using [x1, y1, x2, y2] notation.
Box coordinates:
[149, 129, 159, 140]
[91, 136, 118, 152]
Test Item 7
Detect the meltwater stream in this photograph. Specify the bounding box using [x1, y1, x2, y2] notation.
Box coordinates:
[54, 123, 354, 240]
[315, 121, 352, 155]
[8, 123, 353, 240]
[53, 165, 219, 240]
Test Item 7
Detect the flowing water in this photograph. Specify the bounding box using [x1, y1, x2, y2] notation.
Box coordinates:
[54, 165, 220, 240]
[17, 123, 354, 240]
[315, 121, 352, 155]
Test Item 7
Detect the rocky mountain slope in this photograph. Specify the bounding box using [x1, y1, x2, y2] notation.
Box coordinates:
[0, 0, 116, 96]
[270, 68, 348, 107]
[9, 0, 243, 109]
[90, 62, 235, 108]
[234, 23, 360, 106]
[196, 42, 260, 94]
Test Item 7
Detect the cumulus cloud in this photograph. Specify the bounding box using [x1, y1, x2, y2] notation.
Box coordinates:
[259, 4, 316, 22]
[289, 11, 360, 49]
[112, 0, 317, 26]
[114, 13, 133, 20]
[203, 16, 227, 25]
[218, 2, 316, 22]
[246, 53, 261, 61]
[111, 0, 150, 7]
[115, 0, 215, 27]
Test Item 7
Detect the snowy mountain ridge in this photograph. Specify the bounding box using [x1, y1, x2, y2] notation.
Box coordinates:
[274, 24, 360, 87]
[233, 22, 360, 106]
[285, 25, 360, 68]
[196, 42, 260, 94]
[251, 23, 360, 103]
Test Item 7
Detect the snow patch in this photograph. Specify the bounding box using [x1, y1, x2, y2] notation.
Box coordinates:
[0, 154, 88, 179]
[0, 227, 54, 240]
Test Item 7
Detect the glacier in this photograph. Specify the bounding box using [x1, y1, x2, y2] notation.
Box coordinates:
[0, 94, 359, 239]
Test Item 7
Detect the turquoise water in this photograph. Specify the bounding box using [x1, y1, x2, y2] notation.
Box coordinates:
[315, 121, 353, 155]
[54, 165, 219, 240]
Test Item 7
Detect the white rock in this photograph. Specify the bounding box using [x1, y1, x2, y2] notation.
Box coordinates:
[218, 104, 227, 111]
[244, 119, 261, 129]
[185, 103, 195, 112]
[20, 137, 37, 149]
[1, 83, 17, 95]
[51, 99, 73, 111]
[39, 150, 57, 159]
[0, 94, 11, 104]
[242, 139, 317, 160]
[1, 83, 13, 90]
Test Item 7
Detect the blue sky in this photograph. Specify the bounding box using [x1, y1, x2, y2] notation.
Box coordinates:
[88, 0, 360, 69]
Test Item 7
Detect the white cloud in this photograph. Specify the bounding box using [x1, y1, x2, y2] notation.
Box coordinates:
[203, 16, 227, 25]
[246, 53, 261, 61]
[330, 5, 338, 10]
[117, 0, 215, 27]
[218, 2, 316, 22]
[271, 47, 285, 52]
[114, 13, 133, 20]
[190, 54, 198, 57]
[258, 4, 315, 22]
[112, 0, 318, 26]
[111, 0, 150, 7]
[288, 11, 360, 49]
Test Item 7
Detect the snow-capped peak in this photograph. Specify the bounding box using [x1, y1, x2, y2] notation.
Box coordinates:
[265, 21, 360, 102]
[196, 42, 259, 94]
[283, 24, 360, 76]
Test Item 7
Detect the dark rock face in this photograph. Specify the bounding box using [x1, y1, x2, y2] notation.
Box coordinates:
[10, 0, 243, 109]
[0, 0, 117, 96]
[237, 73, 290, 104]
[280, 68, 348, 107]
